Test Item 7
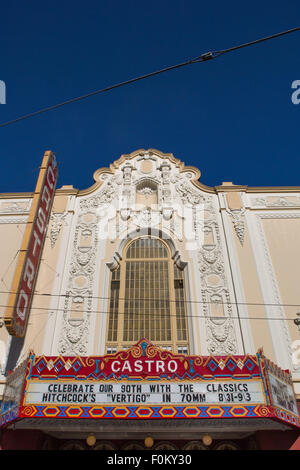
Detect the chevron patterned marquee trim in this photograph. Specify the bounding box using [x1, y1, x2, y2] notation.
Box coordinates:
[0, 340, 299, 429]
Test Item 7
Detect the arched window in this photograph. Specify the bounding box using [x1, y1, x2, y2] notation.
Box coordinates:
[106, 237, 189, 353]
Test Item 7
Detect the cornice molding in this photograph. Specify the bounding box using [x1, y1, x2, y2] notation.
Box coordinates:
[246, 186, 300, 193]
[55, 187, 79, 196]
[0, 192, 33, 199]
[215, 185, 248, 193]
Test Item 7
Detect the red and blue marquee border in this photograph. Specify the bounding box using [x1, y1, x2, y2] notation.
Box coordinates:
[1, 339, 299, 428]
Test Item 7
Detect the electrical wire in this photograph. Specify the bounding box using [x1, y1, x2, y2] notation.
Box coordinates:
[0, 27, 299, 128]
[0, 302, 298, 322]
[0, 288, 299, 308]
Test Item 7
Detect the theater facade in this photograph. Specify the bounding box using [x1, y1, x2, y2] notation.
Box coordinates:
[0, 149, 299, 450]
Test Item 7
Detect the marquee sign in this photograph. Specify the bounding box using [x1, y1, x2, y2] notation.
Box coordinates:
[4, 151, 58, 337]
[0, 340, 299, 428]
[24, 379, 265, 407]
[263, 355, 300, 425]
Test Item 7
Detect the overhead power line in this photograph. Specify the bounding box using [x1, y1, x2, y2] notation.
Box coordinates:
[0, 299, 299, 322]
[0, 302, 297, 322]
[0, 26, 299, 128]
[0, 288, 300, 308]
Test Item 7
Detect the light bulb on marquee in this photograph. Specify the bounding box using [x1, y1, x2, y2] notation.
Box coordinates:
[202, 435, 212, 446]
[86, 434, 96, 447]
[144, 436, 154, 448]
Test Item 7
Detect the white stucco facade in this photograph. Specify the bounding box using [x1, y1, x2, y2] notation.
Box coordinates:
[1, 148, 300, 400]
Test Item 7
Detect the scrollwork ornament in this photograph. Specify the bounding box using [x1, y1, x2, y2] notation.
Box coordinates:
[50, 212, 67, 248]
[146, 344, 159, 358]
[58, 212, 99, 354]
[119, 351, 130, 361]
[131, 345, 143, 358]
[193, 357, 204, 367]
[226, 209, 246, 245]
[198, 202, 238, 354]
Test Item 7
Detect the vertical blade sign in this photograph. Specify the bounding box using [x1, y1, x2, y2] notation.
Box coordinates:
[4, 151, 58, 337]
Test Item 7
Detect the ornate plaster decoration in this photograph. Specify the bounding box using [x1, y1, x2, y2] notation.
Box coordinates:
[137, 187, 156, 197]
[172, 250, 187, 270]
[168, 212, 183, 241]
[122, 162, 135, 185]
[79, 176, 121, 210]
[50, 212, 67, 248]
[0, 216, 28, 224]
[136, 152, 157, 162]
[162, 207, 173, 221]
[256, 213, 300, 219]
[57, 150, 239, 356]
[172, 178, 238, 355]
[159, 161, 172, 185]
[161, 187, 171, 204]
[0, 199, 31, 214]
[119, 208, 131, 221]
[252, 196, 300, 208]
[175, 180, 205, 205]
[131, 208, 161, 228]
[58, 213, 99, 355]
[197, 215, 238, 355]
[106, 252, 122, 271]
[136, 179, 158, 199]
[226, 209, 246, 245]
[207, 316, 237, 354]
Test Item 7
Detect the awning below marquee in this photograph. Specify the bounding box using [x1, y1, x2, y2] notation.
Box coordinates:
[1, 339, 299, 433]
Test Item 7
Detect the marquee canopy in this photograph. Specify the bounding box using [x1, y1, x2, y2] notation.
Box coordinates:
[1, 339, 299, 431]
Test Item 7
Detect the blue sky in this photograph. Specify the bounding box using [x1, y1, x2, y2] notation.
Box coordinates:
[1, 1, 300, 193]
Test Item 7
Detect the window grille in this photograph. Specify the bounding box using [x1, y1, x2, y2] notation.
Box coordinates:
[106, 238, 189, 352]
